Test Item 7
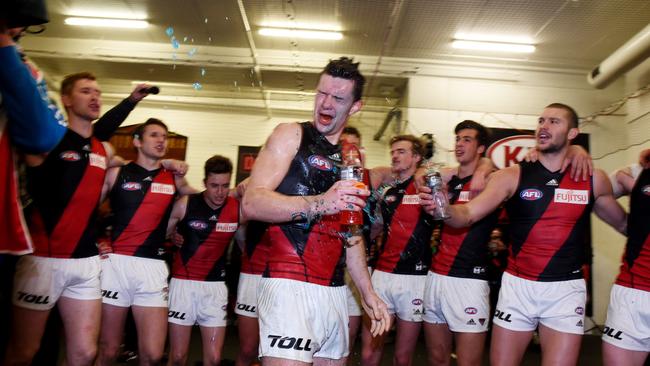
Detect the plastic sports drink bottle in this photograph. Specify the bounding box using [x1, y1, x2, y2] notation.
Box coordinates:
[339, 143, 365, 235]
[423, 160, 451, 220]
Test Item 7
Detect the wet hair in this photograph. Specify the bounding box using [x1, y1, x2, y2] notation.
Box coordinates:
[390, 134, 426, 166]
[61, 72, 96, 96]
[133, 118, 168, 139]
[321, 57, 366, 102]
[454, 120, 490, 150]
[204, 155, 233, 178]
[342, 126, 362, 139]
[545, 103, 579, 128]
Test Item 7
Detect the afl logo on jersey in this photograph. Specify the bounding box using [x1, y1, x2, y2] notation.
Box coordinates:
[59, 151, 81, 162]
[520, 188, 543, 201]
[188, 220, 208, 230]
[308, 155, 333, 171]
[121, 182, 142, 191]
[643, 185, 650, 196]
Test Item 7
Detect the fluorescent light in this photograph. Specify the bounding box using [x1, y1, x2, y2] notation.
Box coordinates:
[258, 28, 343, 40]
[261, 21, 342, 31]
[64, 17, 148, 29]
[452, 40, 535, 53]
[67, 9, 147, 20]
[455, 33, 534, 44]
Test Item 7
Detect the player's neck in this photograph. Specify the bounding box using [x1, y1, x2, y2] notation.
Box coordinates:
[202, 193, 224, 210]
[67, 116, 93, 138]
[136, 155, 162, 171]
[457, 158, 478, 179]
[538, 146, 568, 172]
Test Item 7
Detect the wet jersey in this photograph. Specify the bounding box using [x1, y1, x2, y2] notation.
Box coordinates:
[376, 177, 433, 275]
[242, 220, 270, 275]
[264, 122, 345, 287]
[505, 161, 594, 281]
[110, 162, 176, 259]
[172, 194, 239, 281]
[27, 130, 107, 258]
[616, 168, 650, 291]
[433, 175, 499, 280]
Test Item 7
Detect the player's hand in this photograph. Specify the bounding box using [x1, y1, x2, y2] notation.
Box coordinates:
[418, 185, 438, 216]
[361, 291, 391, 337]
[128, 83, 152, 103]
[639, 149, 650, 169]
[162, 159, 189, 177]
[523, 148, 539, 163]
[562, 145, 593, 181]
[413, 166, 426, 190]
[469, 171, 487, 198]
[97, 241, 113, 259]
[235, 179, 249, 200]
[171, 230, 184, 247]
[313, 180, 369, 216]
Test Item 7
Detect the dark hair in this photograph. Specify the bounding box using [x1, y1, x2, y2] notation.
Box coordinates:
[61, 72, 96, 96]
[390, 134, 426, 166]
[133, 118, 168, 139]
[545, 103, 579, 128]
[342, 126, 361, 139]
[204, 155, 233, 178]
[321, 57, 366, 102]
[454, 120, 490, 150]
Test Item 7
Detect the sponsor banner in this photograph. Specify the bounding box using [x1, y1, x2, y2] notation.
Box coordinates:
[89, 153, 106, 169]
[215, 222, 238, 232]
[151, 183, 175, 195]
[554, 189, 589, 205]
[401, 194, 420, 205]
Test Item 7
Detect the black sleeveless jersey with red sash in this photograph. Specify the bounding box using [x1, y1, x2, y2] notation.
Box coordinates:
[242, 220, 270, 275]
[616, 168, 650, 291]
[264, 122, 345, 286]
[433, 175, 499, 280]
[376, 177, 433, 275]
[172, 194, 239, 281]
[27, 130, 107, 258]
[110, 162, 176, 259]
[504, 161, 594, 281]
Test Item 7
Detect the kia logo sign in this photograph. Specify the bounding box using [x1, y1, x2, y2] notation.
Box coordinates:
[486, 135, 536, 169]
[520, 188, 543, 201]
[308, 155, 333, 171]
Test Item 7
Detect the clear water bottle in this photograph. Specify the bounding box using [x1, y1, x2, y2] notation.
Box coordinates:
[340, 143, 365, 235]
[424, 162, 451, 220]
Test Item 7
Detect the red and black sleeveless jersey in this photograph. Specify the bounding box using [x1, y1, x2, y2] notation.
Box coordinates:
[172, 194, 239, 281]
[504, 161, 594, 281]
[375, 177, 433, 275]
[27, 130, 107, 258]
[241, 220, 270, 275]
[265, 122, 346, 287]
[110, 162, 176, 259]
[433, 175, 499, 280]
[616, 168, 650, 291]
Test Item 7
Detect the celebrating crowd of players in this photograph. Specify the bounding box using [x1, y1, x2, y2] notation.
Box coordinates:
[2, 16, 650, 366]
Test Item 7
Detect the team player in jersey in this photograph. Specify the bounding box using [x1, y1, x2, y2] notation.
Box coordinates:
[420, 103, 628, 366]
[96, 118, 194, 366]
[166, 155, 243, 366]
[361, 134, 433, 366]
[242, 57, 390, 366]
[423, 120, 499, 366]
[235, 219, 269, 366]
[602, 149, 650, 366]
[5, 72, 124, 366]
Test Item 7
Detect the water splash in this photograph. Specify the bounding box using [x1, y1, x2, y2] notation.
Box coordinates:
[201, 68, 206, 76]
[192, 82, 203, 90]
[188, 47, 197, 57]
[165, 27, 174, 37]
[171, 37, 180, 49]
[204, 18, 209, 24]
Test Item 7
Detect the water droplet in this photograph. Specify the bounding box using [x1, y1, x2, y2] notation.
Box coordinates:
[225, 16, 230, 21]
[188, 47, 197, 57]
[190, 38, 194, 43]
[172, 64, 176, 70]
[204, 18, 208, 24]
[234, 81, 238, 87]
[183, 36, 188, 42]
[165, 27, 174, 37]
[172, 53, 177, 60]
[192, 82, 203, 90]
[208, 36, 212, 42]
[171, 38, 180, 49]
[201, 68, 206, 76]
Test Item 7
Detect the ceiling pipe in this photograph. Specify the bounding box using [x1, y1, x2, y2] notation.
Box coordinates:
[587, 23, 650, 89]
[237, 0, 271, 118]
